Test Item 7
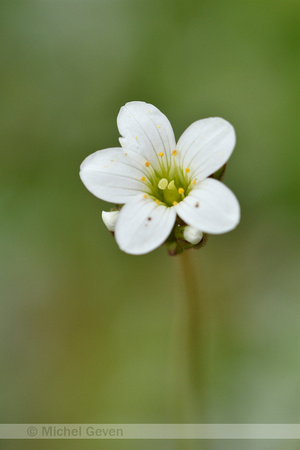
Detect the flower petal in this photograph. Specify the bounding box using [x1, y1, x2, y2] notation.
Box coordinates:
[175, 178, 240, 234]
[177, 117, 236, 181]
[117, 101, 176, 171]
[80, 148, 147, 203]
[115, 196, 176, 255]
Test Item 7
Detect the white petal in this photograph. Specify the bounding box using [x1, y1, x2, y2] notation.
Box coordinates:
[102, 210, 119, 232]
[175, 178, 240, 234]
[117, 101, 176, 171]
[177, 117, 236, 181]
[80, 148, 147, 203]
[183, 226, 203, 245]
[115, 196, 176, 255]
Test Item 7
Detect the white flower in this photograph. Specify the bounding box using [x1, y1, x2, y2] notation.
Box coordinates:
[80, 101, 240, 255]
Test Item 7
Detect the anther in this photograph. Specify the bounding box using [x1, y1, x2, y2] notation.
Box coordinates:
[158, 152, 164, 157]
[178, 187, 184, 195]
[158, 178, 168, 190]
[172, 150, 177, 156]
[145, 161, 151, 167]
[141, 176, 146, 181]
[192, 179, 197, 185]
[155, 200, 161, 205]
[185, 168, 190, 173]
[143, 194, 148, 199]
[172, 201, 178, 206]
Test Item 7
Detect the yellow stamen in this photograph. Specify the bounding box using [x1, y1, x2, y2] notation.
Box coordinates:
[178, 187, 184, 195]
[158, 178, 168, 190]
[141, 176, 146, 181]
[192, 178, 197, 185]
[143, 194, 148, 199]
[172, 150, 177, 156]
[145, 161, 151, 167]
[155, 200, 161, 205]
[185, 168, 190, 173]
[158, 152, 164, 157]
[172, 201, 178, 206]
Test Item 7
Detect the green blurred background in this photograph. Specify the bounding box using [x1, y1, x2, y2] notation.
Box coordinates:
[1, 0, 299, 449]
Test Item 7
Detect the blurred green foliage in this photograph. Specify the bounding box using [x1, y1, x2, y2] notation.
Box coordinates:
[0, 1, 299, 449]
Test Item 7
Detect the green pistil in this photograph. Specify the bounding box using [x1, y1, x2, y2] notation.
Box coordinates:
[158, 178, 168, 190]
[158, 178, 182, 206]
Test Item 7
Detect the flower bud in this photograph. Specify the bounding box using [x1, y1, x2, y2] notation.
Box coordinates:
[102, 210, 119, 232]
[183, 226, 203, 245]
[166, 240, 183, 256]
[175, 225, 201, 249]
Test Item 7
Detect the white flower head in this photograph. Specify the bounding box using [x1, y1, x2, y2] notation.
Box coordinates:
[80, 101, 240, 255]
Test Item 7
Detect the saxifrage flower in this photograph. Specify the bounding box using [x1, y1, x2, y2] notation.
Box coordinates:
[80, 101, 240, 255]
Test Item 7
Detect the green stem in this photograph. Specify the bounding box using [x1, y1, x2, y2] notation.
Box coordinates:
[178, 249, 209, 420]
[179, 250, 200, 383]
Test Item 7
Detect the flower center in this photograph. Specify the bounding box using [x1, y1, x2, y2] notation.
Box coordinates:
[142, 151, 197, 207]
[158, 178, 183, 206]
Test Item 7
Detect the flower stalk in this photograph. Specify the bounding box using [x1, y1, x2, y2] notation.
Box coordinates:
[177, 249, 210, 421]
